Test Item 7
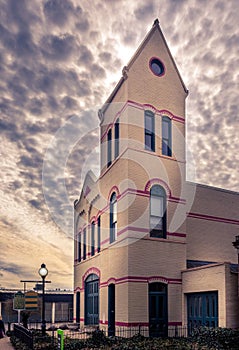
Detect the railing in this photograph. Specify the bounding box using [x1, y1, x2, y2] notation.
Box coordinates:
[14, 324, 34, 349]
[64, 325, 188, 339]
[117, 325, 188, 338]
[13, 323, 189, 349]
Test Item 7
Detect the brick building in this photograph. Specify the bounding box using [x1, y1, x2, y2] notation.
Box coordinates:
[73, 19, 239, 336]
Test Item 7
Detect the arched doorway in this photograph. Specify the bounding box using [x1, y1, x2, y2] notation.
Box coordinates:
[84, 274, 99, 325]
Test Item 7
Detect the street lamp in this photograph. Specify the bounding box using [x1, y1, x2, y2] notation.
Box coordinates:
[38, 263, 48, 336]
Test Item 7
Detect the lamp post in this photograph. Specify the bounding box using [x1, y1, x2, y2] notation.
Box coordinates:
[38, 263, 48, 336]
[232, 236, 239, 297]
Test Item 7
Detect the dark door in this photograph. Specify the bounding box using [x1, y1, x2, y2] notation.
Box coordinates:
[187, 291, 218, 334]
[76, 291, 80, 323]
[149, 283, 168, 337]
[108, 284, 115, 336]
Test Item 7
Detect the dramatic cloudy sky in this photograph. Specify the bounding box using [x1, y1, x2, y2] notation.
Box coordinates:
[0, 0, 238, 289]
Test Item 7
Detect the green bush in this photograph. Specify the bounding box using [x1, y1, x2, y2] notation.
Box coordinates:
[11, 326, 239, 350]
[191, 326, 239, 350]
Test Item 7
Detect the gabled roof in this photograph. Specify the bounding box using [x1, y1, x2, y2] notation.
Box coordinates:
[99, 19, 188, 119]
[75, 170, 97, 208]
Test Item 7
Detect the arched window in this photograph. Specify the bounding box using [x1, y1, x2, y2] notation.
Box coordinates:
[110, 192, 117, 243]
[162, 116, 172, 157]
[83, 228, 87, 260]
[114, 118, 119, 159]
[85, 274, 99, 325]
[107, 129, 112, 167]
[145, 110, 155, 152]
[91, 222, 95, 256]
[97, 216, 101, 253]
[150, 185, 166, 238]
[78, 233, 81, 262]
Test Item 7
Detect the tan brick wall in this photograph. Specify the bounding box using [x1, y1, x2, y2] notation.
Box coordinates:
[128, 282, 148, 323]
[128, 239, 186, 278]
[186, 183, 239, 264]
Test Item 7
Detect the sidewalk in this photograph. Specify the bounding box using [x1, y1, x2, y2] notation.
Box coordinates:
[0, 336, 15, 349]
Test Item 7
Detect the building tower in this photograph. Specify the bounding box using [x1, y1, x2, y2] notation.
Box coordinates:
[74, 19, 239, 335]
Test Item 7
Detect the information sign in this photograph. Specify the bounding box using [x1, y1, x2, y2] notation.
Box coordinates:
[13, 291, 25, 310]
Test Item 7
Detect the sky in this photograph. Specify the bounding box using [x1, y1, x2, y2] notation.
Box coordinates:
[0, 0, 238, 290]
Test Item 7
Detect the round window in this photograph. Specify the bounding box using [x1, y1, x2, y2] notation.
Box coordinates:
[149, 58, 165, 76]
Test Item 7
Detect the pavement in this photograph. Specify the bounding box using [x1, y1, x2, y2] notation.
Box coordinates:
[0, 336, 15, 349]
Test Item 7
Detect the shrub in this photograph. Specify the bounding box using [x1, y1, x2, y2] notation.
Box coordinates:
[191, 326, 239, 350]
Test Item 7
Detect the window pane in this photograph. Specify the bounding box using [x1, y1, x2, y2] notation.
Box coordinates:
[162, 139, 169, 155]
[151, 216, 163, 230]
[151, 196, 163, 216]
[91, 224, 95, 256]
[110, 194, 117, 243]
[162, 120, 169, 138]
[149, 283, 166, 293]
[107, 129, 112, 167]
[115, 120, 119, 159]
[145, 134, 153, 150]
[78, 234, 81, 262]
[162, 117, 172, 157]
[97, 217, 101, 252]
[145, 115, 153, 131]
[145, 112, 155, 152]
[113, 201, 117, 223]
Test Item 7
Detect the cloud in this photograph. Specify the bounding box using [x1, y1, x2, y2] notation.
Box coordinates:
[43, 0, 75, 27]
[134, 2, 156, 21]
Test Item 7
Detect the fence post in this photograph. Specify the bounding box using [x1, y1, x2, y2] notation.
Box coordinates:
[138, 325, 141, 335]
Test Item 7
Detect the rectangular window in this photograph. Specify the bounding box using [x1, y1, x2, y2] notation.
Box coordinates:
[162, 117, 172, 156]
[97, 216, 101, 253]
[107, 129, 112, 167]
[145, 111, 155, 152]
[83, 228, 86, 260]
[78, 233, 81, 262]
[91, 223, 95, 256]
[114, 119, 119, 159]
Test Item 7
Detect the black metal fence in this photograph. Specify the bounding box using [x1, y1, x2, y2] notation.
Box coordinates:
[13, 323, 189, 349]
[61, 325, 188, 339]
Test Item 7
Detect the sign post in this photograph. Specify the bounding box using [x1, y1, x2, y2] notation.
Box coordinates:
[13, 291, 25, 324]
[57, 329, 64, 350]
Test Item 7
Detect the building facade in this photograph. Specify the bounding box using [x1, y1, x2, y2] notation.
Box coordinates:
[73, 19, 239, 336]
